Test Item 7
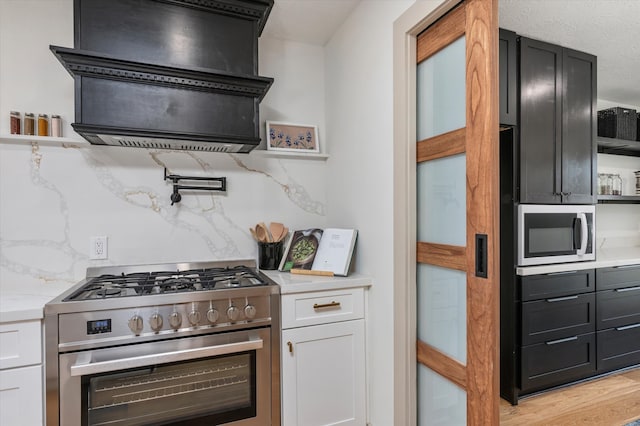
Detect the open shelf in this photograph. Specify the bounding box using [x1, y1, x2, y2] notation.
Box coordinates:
[0, 134, 86, 145]
[597, 136, 640, 157]
[250, 150, 329, 161]
[597, 194, 640, 204]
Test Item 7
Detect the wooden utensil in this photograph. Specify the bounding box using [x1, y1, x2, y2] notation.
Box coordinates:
[256, 222, 272, 242]
[270, 222, 285, 242]
[280, 226, 289, 242]
[249, 227, 259, 241]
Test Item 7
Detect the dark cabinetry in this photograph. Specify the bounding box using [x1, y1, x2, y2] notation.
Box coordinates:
[502, 266, 640, 404]
[499, 29, 517, 126]
[519, 37, 597, 204]
[518, 270, 596, 395]
[596, 265, 640, 373]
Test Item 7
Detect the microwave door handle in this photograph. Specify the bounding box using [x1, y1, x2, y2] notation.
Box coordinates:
[70, 338, 263, 377]
[576, 213, 588, 255]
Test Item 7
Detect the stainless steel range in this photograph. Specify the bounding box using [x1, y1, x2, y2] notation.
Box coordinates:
[44, 260, 280, 426]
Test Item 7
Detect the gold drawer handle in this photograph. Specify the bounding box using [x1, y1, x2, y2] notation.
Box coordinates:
[313, 301, 341, 309]
[287, 341, 293, 354]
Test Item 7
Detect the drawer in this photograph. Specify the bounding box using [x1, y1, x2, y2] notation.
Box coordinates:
[0, 320, 41, 369]
[0, 365, 43, 425]
[520, 270, 595, 302]
[281, 288, 364, 329]
[520, 332, 596, 394]
[521, 293, 595, 345]
[596, 286, 640, 330]
[596, 264, 640, 291]
[597, 324, 640, 373]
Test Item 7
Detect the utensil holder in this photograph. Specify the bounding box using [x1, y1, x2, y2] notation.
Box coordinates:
[258, 241, 283, 270]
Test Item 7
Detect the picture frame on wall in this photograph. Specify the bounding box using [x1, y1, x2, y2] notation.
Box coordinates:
[266, 121, 320, 153]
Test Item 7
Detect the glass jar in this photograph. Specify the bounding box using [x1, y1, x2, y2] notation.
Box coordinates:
[603, 174, 613, 195]
[51, 114, 62, 137]
[611, 174, 622, 196]
[38, 114, 49, 136]
[24, 113, 35, 135]
[597, 173, 605, 195]
[10, 111, 21, 134]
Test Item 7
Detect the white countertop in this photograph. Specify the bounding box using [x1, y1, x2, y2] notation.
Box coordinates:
[261, 271, 372, 294]
[0, 282, 72, 323]
[0, 272, 370, 323]
[516, 246, 640, 276]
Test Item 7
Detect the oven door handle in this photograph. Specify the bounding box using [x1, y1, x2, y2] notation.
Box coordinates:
[70, 338, 263, 377]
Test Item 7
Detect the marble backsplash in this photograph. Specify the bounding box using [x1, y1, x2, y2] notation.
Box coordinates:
[0, 140, 327, 290]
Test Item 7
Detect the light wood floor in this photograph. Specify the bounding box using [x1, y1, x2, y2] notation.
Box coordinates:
[500, 368, 640, 425]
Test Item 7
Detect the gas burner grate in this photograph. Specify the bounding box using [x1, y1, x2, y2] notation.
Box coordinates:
[64, 266, 269, 301]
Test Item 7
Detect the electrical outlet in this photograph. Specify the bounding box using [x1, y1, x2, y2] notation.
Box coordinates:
[90, 236, 108, 260]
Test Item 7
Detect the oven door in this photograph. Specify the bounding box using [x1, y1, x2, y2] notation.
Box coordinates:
[58, 328, 270, 426]
[518, 204, 595, 266]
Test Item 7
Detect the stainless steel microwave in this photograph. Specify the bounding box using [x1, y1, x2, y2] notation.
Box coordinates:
[517, 204, 595, 266]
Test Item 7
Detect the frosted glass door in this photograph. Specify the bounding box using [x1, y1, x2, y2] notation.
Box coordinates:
[416, 33, 467, 426]
[414, 1, 499, 423]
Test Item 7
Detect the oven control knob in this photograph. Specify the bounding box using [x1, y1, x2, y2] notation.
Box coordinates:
[188, 310, 201, 326]
[169, 311, 182, 330]
[227, 305, 240, 322]
[207, 308, 219, 324]
[244, 304, 257, 320]
[149, 313, 163, 332]
[128, 315, 143, 335]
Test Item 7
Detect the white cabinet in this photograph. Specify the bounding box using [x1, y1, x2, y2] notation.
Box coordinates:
[0, 320, 43, 426]
[281, 287, 367, 426]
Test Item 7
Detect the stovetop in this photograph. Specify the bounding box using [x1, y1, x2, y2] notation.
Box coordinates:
[64, 265, 269, 301]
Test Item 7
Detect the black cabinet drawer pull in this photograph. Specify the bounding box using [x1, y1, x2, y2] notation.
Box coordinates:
[545, 336, 578, 345]
[612, 264, 640, 270]
[546, 295, 579, 303]
[615, 323, 640, 331]
[545, 270, 579, 276]
[614, 286, 640, 293]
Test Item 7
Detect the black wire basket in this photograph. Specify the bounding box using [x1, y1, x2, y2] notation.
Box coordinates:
[597, 107, 638, 141]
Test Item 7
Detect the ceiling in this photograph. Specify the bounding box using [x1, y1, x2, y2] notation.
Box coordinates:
[262, 0, 640, 108]
[500, 0, 640, 107]
[261, 0, 360, 45]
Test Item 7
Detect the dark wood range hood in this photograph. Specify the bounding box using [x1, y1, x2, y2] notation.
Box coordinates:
[51, 0, 274, 152]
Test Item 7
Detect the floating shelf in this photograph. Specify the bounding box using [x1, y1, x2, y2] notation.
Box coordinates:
[0, 134, 86, 145]
[597, 136, 640, 157]
[250, 150, 329, 161]
[597, 194, 640, 204]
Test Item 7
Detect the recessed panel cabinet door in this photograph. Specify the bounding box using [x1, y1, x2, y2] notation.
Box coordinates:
[519, 37, 563, 204]
[561, 48, 597, 204]
[281, 320, 366, 426]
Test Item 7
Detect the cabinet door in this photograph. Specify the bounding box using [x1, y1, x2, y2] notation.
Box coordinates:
[521, 292, 595, 346]
[0, 365, 43, 425]
[520, 332, 595, 394]
[499, 29, 518, 126]
[519, 37, 563, 204]
[596, 286, 640, 330]
[282, 320, 365, 426]
[561, 48, 597, 204]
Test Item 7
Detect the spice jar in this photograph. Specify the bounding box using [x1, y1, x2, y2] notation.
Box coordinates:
[51, 115, 62, 137]
[24, 113, 35, 135]
[38, 114, 49, 136]
[10, 111, 21, 134]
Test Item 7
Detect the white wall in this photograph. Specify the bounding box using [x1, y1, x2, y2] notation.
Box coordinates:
[596, 154, 640, 248]
[0, 1, 329, 292]
[325, 1, 415, 424]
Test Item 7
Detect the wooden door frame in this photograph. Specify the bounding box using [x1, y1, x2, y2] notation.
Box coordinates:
[392, 0, 499, 424]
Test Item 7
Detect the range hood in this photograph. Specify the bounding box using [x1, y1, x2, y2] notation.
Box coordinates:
[51, 0, 274, 152]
